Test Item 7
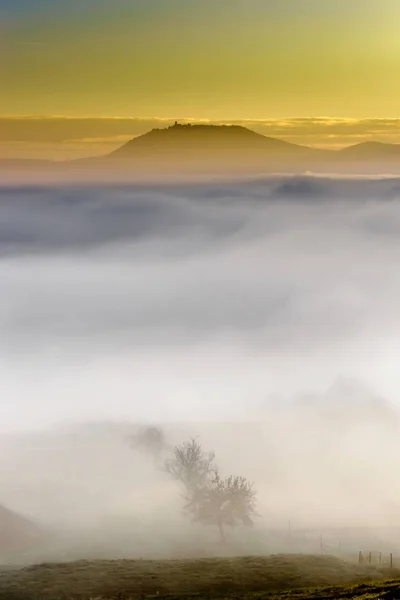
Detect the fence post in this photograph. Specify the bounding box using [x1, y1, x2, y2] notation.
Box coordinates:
[358, 551, 363, 565]
[368, 552, 372, 565]
[390, 553, 393, 569]
[379, 552, 382, 565]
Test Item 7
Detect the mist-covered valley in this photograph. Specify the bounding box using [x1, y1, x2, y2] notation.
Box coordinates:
[2, 175, 400, 563]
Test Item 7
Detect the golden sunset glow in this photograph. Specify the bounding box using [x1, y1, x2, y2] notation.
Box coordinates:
[2, 0, 400, 158]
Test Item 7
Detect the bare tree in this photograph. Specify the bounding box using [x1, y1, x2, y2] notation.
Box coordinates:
[164, 438, 258, 542]
[188, 472, 258, 542]
[163, 437, 216, 494]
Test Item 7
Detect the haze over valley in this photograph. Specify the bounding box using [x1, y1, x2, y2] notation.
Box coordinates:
[3, 3, 400, 598]
[1, 176, 400, 563]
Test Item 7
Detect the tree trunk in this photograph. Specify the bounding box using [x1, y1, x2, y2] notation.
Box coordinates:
[217, 519, 226, 543]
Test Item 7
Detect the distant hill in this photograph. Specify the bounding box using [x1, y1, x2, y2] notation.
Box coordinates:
[109, 123, 311, 157]
[105, 122, 323, 173]
[0, 504, 44, 556]
[338, 141, 400, 160]
[106, 124, 400, 173]
[2, 123, 400, 176]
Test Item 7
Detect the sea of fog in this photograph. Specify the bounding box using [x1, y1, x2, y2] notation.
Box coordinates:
[1, 174, 400, 560]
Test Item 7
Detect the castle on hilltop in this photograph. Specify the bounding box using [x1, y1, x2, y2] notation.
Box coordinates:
[164, 121, 239, 133]
[170, 121, 192, 128]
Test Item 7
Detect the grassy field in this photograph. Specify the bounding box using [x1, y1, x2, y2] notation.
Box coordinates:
[0, 554, 399, 600]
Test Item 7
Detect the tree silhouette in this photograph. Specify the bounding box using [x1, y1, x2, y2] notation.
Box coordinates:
[164, 438, 258, 542]
[163, 437, 216, 493]
[187, 471, 257, 542]
[130, 426, 166, 462]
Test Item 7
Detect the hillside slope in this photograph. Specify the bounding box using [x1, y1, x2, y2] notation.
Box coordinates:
[109, 123, 311, 158]
[105, 123, 325, 174]
[0, 505, 43, 555]
[0, 555, 397, 600]
[338, 141, 400, 160]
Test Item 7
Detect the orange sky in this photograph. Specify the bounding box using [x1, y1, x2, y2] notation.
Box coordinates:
[2, 0, 400, 158]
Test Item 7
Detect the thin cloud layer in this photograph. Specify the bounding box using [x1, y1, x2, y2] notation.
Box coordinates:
[2, 177, 400, 432]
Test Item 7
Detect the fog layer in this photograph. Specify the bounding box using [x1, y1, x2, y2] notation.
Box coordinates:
[1, 176, 400, 559]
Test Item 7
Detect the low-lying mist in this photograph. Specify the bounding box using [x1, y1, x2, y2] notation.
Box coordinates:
[2, 174, 400, 562]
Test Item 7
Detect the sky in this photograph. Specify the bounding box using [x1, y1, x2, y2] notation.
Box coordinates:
[2, 0, 400, 157]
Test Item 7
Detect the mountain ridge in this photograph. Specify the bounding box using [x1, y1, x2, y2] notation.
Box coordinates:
[106, 123, 400, 169]
[108, 122, 317, 159]
[2, 123, 400, 174]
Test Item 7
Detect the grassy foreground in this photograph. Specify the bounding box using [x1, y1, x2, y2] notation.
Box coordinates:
[0, 554, 398, 600]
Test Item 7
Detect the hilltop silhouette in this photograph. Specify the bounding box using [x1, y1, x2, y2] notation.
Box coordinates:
[109, 122, 311, 157]
[3, 122, 400, 176]
[338, 140, 400, 159]
[101, 122, 327, 174]
[104, 123, 400, 173]
[107, 122, 322, 170]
